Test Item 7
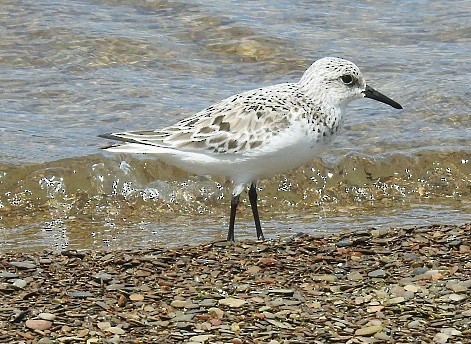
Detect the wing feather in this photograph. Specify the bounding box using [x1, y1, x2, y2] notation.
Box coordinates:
[102, 83, 313, 155]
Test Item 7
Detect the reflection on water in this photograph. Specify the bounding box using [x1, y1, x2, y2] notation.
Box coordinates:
[0, 0, 470, 252]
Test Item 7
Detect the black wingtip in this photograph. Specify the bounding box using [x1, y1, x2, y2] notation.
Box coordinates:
[98, 133, 115, 140]
[98, 133, 121, 150]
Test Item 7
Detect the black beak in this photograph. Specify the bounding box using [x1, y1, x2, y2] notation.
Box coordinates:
[363, 85, 402, 109]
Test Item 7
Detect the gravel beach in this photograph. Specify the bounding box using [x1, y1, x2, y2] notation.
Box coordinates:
[1, 223, 469, 343]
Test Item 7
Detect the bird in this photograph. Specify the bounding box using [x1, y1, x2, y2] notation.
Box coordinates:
[99, 57, 402, 242]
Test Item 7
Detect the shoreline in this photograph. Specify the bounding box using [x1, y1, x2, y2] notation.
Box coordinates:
[1, 223, 469, 343]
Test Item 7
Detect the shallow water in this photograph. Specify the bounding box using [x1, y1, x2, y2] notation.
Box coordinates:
[0, 0, 470, 252]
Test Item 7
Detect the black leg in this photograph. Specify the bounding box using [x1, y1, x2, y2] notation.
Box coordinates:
[249, 183, 265, 240]
[227, 194, 240, 242]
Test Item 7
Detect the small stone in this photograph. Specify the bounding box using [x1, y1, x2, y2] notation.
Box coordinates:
[218, 297, 247, 308]
[368, 269, 387, 278]
[447, 240, 462, 247]
[199, 299, 216, 307]
[462, 310, 471, 316]
[312, 274, 338, 282]
[246, 265, 261, 274]
[422, 269, 440, 278]
[265, 319, 293, 329]
[37, 338, 54, 344]
[336, 239, 353, 247]
[208, 307, 224, 319]
[189, 335, 215, 343]
[105, 326, 125, 335]
[97, 321, 111, 330]
[171, 300, 198, 308]
[407, 320, 421, 328]
[355, 324, 382, 336]
[129, 293, 144, 301]
[230, 322, 240, 332]
[433, 332, 449, 344]
[171, 314, 194, 322]
[92, 272, 114, 282]
[0, 271, 18, 279]
[375, 333, 392, 341]
[441, 328, 461, 336]
[459, 245, 470, 253]
[38, 313, 56, 321]
[267, 289, 295, 295]
[388, 296, 405, 304]
[262, 311, 276, 319]
[404, 284, 419, 292]
[175, 321, 193, 329]
[68, 291, 94, 298]
[412, 267, 428, 276]
[12, 279, 28, 288]
[307, 301, 321, 308]
[447, 282, 467, 293]
[95, 301, 111, 310]
[347, 272, 364, 281]
[367, 305, 384, 313]
[25, 320, 52, 331]
[9, 261, 36, 269]
[170, 300, 186, 308]
[448, 293, 466, 302]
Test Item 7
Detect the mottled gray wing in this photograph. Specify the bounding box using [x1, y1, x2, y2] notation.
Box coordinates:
[103, 84, 312, 155]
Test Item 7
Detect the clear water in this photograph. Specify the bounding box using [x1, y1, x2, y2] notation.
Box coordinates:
[0, 0, 470, 252]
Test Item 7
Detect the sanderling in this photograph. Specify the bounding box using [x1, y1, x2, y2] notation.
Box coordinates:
[100, 57, 402, 241]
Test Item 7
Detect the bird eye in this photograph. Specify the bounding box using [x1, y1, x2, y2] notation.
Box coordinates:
[340, 75, 354, 85]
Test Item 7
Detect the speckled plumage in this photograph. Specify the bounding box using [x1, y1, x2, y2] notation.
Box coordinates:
[100, 57, 402, 240]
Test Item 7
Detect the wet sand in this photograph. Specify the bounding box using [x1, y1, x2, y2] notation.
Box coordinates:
[0, 223, 469, 343]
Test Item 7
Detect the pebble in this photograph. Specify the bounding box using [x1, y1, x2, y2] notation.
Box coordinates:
[38, 313, 56, 321]
[336, 239, 353, 247]
[199, 299, 216, 307]
[265, 319, 293, 329]
[462, 310, 471, 316]
[355, 324, 383, 336]
[407, 320, 421, 328]
[446, 282, 467, 293]
[388, 296, 405, 304]
[412, 267, 428, 276]
[347, 271, 364, 281]
[12, 279, 28, 288]
[92, 272, 114, 282]
[9, 261, 36, 269]
[312, 274, 337, 282]
[68, 291, 94, 298]
[447, 240, 462, 247]
[170, 299, 198, 308]
[208, 307, 224, 319]
[0, 223, 468, 343]
[189, 334, 215, 343]
[218, 297, 247, 308]
[368, 269, 387, 278]
[447, 293, 466, 302]
[433, 332, 450, 344]
[171, 314, 194, 322]
[0, 271, 19, 279]
[25, 320, 53, 331]
[129, 293, 145, 301]
[105, 326, 126, 335]
[404, 284, 419, 292]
